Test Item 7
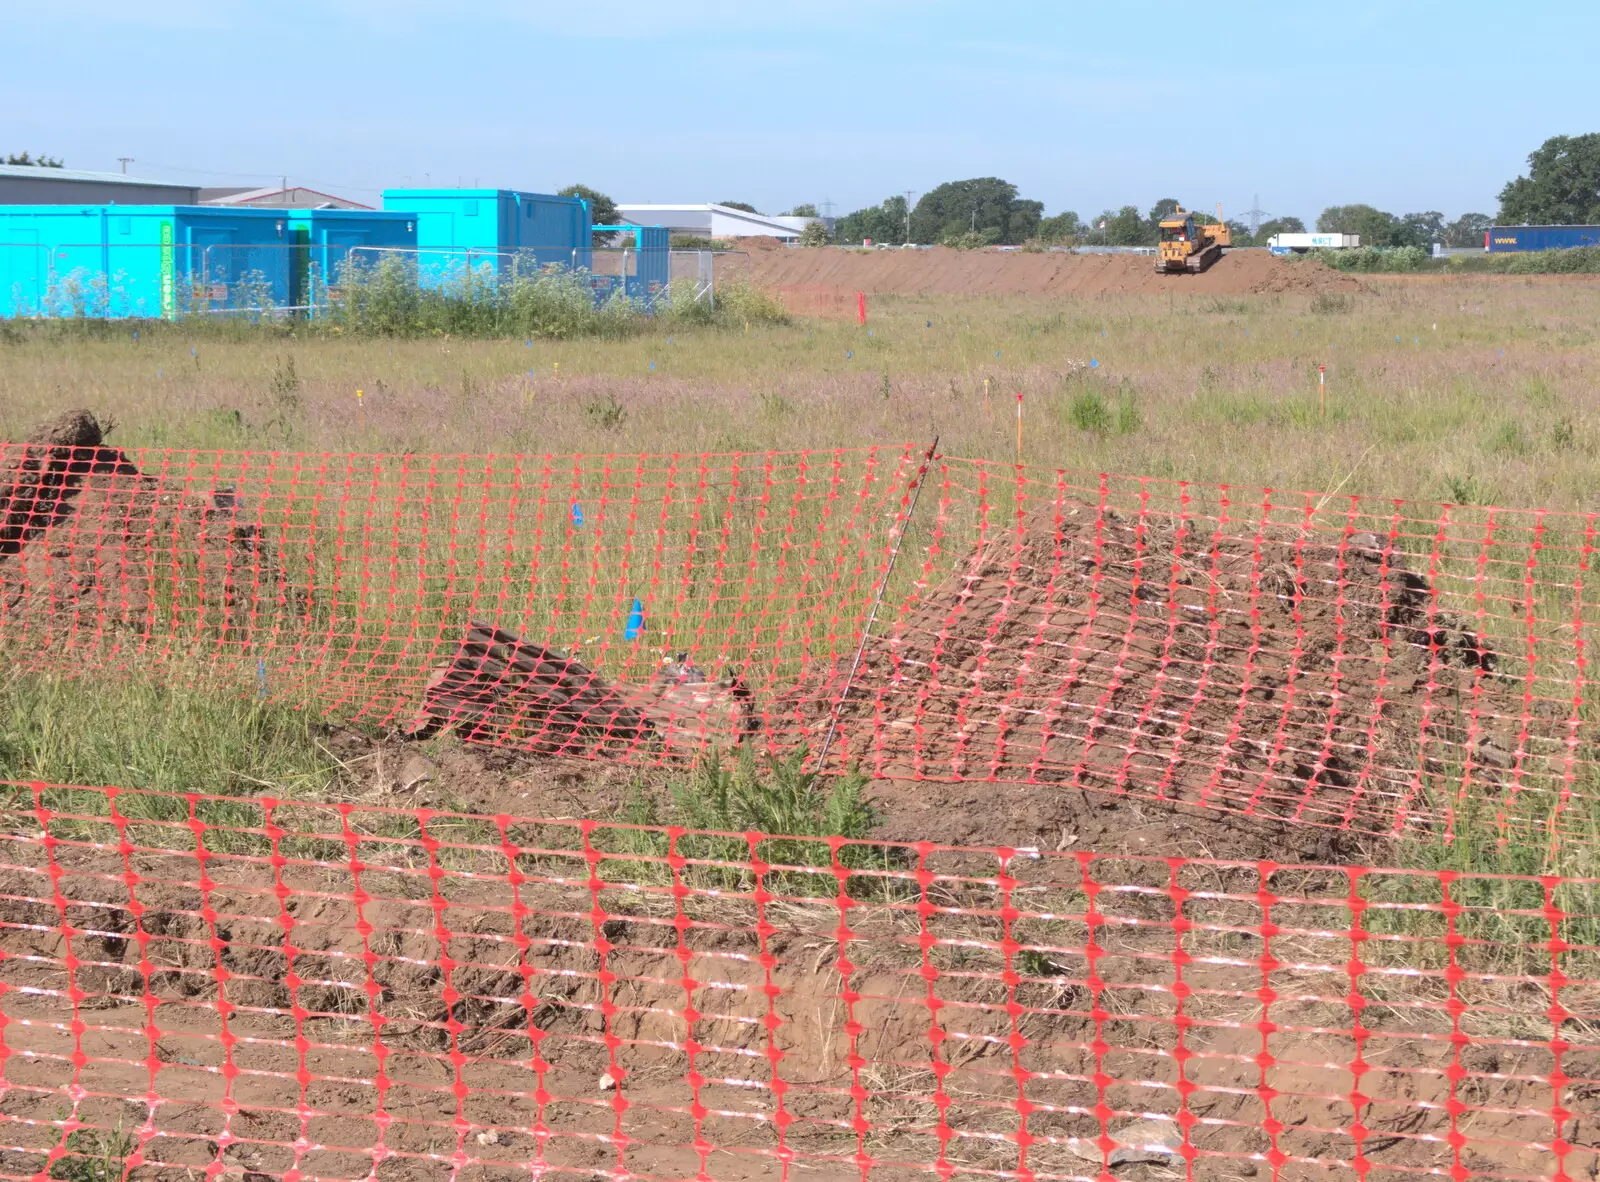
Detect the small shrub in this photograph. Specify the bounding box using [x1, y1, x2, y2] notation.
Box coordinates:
[614, 749, 885, 889]
[50, 1123, 132, 1182]
[270, 354, 300, 397]
[714, 280, 789, 326]
[1504, 246, 1600, 275]
[1442, 474, 1488, 505]
[657, 277, 717, 327]
[759, 390, 792, 416]
[1310, 291, 1353, 315]
[583, 393, 627, 430]
[1115, 396, 1143, 435]
[1553, 418, 1577, 448]
[942, 228, 1002, 250]
[1312, 246, 1428, 273]
[1521, 376, 1557, 406]
[674, 748, 875, 845]
[797, 220, 830, 247]
[1067, 388, 1113, 433]
[1488, 420, 1531, 455]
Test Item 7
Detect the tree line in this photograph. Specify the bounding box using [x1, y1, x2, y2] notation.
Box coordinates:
[826, 133, 1600, 249]
[19, 129, 1590, 252]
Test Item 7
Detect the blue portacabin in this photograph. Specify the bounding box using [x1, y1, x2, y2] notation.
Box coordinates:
[0, 204, 295, 318]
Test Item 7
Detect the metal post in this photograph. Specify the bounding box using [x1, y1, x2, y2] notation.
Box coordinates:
[815, 437, 940, 772]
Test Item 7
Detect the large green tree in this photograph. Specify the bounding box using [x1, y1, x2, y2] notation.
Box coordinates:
[1036, 210, 1082, 243]
[1394, 211, 1444, 249]
[1317, 205, 1450, 248]
[1147, 197, 1183, 224]
[1248, 216, 1307, 246]
[1499, 134, 1600, 224]
[909, 178, 1043, 246]
[1090, 205, 1151, 246]
[1317, 204, 1400, 246]
[835, 195, 909, 245]
[1443, 212, 1492, 247]
[558, 184, 621, 245]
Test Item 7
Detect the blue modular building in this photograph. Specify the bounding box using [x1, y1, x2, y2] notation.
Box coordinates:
[287, 208, 417, 309]
[1488, 225, 1600, 252]
[380, 189, 592, 284]
[588, 224, 671, 304]
[0, 205, 293, 318]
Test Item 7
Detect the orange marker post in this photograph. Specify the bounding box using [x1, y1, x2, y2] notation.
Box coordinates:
[857, 291, 867, 326]
[1016, 391, 1024, 466]
[356, 388, 364, 430]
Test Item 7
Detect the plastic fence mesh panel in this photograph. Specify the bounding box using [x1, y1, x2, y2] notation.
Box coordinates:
[2, 439, 1599, 840]
[0, 782, 1593, 1182]
[813, 460, 1600, 843]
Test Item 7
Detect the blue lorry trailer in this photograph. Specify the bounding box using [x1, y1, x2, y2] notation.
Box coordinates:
[1487, 225, 1600, 252]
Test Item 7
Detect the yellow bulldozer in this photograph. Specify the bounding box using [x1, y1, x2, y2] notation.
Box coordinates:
[1156, 205, 1231, 274]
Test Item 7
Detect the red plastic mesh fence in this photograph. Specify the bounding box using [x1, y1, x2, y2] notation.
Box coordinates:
[0, 781, 1594, 1182]
[1, 438, 1597, 841]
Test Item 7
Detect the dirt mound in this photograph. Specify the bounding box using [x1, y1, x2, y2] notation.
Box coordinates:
[736, 246, 1362, 299]
[781, 500, 1564, 840]
[0, 410, 302, 643]
[1248, 256, 1363, 295]
[734, 234, 784, 251]
[404, 621, 754, 754]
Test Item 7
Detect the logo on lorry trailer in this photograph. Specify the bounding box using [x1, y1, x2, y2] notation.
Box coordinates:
[1494, 237, 1519, 245]
[160, 222, 175, 319]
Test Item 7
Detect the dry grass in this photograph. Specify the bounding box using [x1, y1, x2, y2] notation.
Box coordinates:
[3, 276, 1598, 511]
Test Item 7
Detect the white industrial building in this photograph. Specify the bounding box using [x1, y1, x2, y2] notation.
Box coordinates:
[614, 203, 822, 240]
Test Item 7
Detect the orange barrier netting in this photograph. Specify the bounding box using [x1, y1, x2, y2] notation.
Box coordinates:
[1, 438, 1596, 840]
[0, 781, 1593, 1182]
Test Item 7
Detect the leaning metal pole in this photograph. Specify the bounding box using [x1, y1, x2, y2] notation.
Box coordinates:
[814, 435, 940, 773]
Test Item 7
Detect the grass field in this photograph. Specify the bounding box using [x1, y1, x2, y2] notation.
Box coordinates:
[5, 275, 1598, 510]
[3, 274, 1600, 883]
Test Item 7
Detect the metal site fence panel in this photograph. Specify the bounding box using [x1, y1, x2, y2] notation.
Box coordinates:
[342, 245, 674, 309]
[0, 780, 1594, 1182]
[0, 242, 288, 319]
[1, 441, 1598, 843]
[0, 243, 737, 320]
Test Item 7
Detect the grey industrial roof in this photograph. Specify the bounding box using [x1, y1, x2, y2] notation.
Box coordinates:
[0, 165, 193, 188]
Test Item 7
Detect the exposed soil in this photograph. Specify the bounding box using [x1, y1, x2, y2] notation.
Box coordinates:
[0, 410, 302, 647]
[1, 412, 1595, 1178]
[0, 818, 1591, 1182]
[729, 246, 1364, 302]
[773, 499, 1569, 846]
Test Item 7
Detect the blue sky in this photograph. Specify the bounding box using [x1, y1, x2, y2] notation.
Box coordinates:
[7, 0, 1592, 223]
